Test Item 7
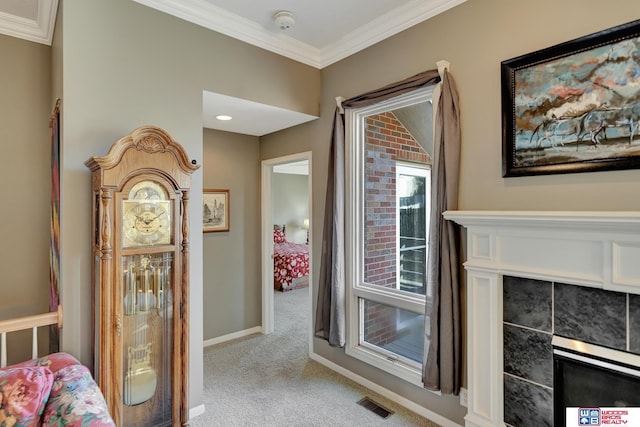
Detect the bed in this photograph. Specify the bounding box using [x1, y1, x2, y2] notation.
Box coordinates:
[0, 307, 115, 426]
[273, 225, 309, 291]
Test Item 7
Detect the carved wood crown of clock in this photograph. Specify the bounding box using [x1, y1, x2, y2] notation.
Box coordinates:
[135, 136, 168, 154]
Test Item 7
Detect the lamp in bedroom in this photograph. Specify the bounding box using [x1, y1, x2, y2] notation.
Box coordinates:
[302, 218, 309, 244]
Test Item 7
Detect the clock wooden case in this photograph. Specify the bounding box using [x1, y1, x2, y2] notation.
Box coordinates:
[86, 126, 198, 426]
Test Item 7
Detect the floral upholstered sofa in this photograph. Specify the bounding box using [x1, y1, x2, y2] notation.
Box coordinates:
[0, 352, 115, 426]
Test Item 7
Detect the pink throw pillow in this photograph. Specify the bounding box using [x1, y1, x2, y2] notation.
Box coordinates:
[0, 366, 54, 426]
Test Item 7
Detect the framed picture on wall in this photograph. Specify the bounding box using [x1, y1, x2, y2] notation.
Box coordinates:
[203, 189, 229, 232]
[501, 19, 640, 177]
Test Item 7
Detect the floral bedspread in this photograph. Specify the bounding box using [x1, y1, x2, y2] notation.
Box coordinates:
[274, 241, 310, 290]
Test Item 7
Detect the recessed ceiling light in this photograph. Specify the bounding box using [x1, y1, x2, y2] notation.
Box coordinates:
[216, 114, 232, 121]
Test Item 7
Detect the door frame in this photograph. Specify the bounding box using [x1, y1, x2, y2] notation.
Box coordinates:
[261, 151, 313, 353]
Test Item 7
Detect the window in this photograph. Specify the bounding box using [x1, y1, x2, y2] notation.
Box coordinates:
[345, 87, 433, 385]
[396, 164, 430, 295]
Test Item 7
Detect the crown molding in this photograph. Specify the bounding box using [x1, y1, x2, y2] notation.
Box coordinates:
[0, 0, 58, 45]
[319, 0, 469, 67]
[132, 0, 323, 68]
[133, 0, 467, 69]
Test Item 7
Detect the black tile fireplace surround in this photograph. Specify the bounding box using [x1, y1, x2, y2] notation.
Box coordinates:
[502, 276, 640, 427]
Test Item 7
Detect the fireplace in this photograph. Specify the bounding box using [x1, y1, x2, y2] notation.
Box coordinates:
[501, 276, 640, 426]
[553, 336, 640, 426]
[443, 211, 640, 427]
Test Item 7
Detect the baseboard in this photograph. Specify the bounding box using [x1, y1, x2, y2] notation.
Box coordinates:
[309, 352, 462, 427]
[203, 326, 262, 348]
[189, 403, 205, 420]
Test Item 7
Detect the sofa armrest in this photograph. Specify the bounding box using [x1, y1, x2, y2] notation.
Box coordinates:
[41, 364, 115, 426]
[11, 352, 81, 375]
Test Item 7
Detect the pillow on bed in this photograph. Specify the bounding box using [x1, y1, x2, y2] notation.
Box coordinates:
[273, 228, 286, 243]
[0, 366, 54, 426]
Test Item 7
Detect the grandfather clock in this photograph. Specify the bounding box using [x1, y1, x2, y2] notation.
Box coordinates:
[86, 126, 198, 426]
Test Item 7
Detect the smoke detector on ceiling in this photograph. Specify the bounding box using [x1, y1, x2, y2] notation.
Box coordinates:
[273, 11, 295, 30]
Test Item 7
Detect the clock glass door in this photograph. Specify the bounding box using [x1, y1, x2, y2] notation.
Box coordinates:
[121, 179, 176, 426]
[122, 253, 174, 425]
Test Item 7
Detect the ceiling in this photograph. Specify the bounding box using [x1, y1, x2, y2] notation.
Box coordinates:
[0, 0, 465, 136]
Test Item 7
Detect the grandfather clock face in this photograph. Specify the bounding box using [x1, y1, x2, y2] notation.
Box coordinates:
[123, 181, 172, 247]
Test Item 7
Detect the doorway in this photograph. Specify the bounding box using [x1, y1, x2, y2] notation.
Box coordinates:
[261, 152, 313, 355]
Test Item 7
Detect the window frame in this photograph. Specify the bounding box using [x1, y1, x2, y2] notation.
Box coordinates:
[344, 87, 434, 387]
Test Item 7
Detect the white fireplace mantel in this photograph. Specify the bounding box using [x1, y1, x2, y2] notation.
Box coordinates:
[443, 211, 640, 427]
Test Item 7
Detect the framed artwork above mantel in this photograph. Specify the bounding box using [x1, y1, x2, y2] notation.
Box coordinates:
[501, 19, 640, 177]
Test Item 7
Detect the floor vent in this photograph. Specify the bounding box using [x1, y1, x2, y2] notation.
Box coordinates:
[357, 397, 394, 419]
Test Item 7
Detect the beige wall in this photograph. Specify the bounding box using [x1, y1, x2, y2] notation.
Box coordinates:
[0, 34, 51, 317]
[261, 0, 640, 424]
[202, 128, 261, 339]
[58, 0, 319, 413]
[0, 34, 52, 363]
[429, 0, 640, 211]
[316, 0, 640, 213]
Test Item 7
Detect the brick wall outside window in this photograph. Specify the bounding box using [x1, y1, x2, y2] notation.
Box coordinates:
[362, 111, 430, 347]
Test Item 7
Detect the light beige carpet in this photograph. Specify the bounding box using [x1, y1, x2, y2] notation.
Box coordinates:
[190, 287, 440, 426]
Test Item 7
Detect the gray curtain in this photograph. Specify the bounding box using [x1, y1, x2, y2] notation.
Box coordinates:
[314, 109, 346, 347]
[423, 68, 462, 395]
[315, 66, 461, 396]
[315, 69, 441, 347]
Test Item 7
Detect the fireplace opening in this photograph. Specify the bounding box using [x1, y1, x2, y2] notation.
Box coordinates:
[553, 337, 640, 426]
